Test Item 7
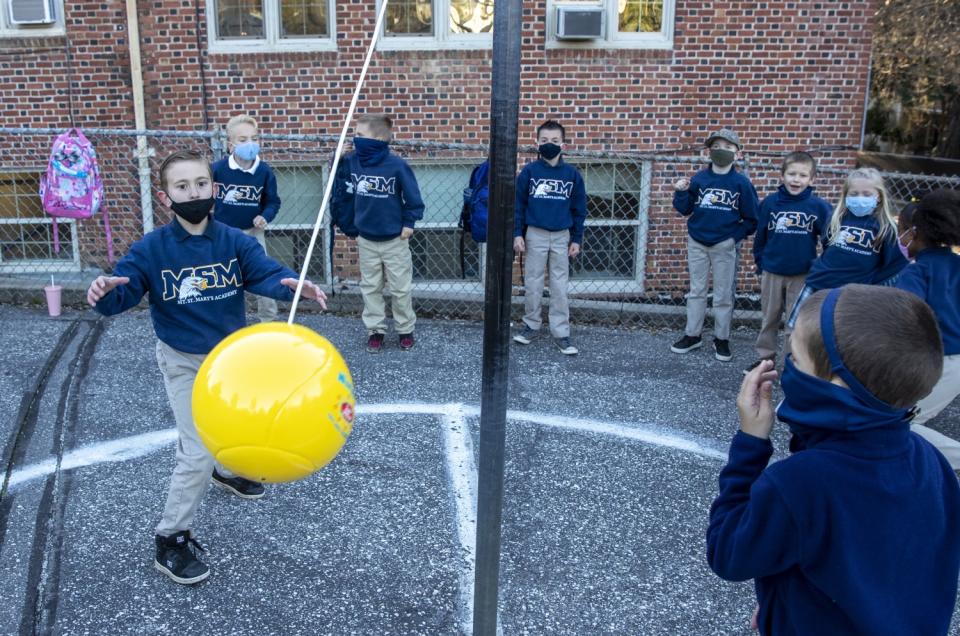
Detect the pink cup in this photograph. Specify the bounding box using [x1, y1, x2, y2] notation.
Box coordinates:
[44, 284, 62, 317]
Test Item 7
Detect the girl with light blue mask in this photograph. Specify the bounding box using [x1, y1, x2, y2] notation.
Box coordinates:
[785, 167, 907, 328]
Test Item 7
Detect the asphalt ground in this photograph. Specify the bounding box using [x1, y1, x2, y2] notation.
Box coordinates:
[1, 304, 958, 635]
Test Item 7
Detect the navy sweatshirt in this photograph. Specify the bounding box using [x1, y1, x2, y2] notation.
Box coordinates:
[94, 219, 296, 354]
[708, 425, 960, 636]
[803, 212, 908, 291]
[211, 157, 281, 230]
[897, 247, 960, 356]
[752, 186, 831, 276]
[331, 151, 425, 242]
[673, 167, 759, 246]
[514, 158, 587, 244]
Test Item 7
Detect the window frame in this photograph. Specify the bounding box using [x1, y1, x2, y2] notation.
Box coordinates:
[377, 0, 494, 52]
[0, 0, 65, 38]
[546, 0, 675, 51]
[0, 168, 80, 272]
[206, 0, 337, 54]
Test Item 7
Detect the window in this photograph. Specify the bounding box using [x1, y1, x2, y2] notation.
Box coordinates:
[0, 170, 79, 272]
[206, 0, 336, 53]
[568, 160, 649, 290]
[547, 0, 675, 50]
[0, 0, 64, 37]
[267, 164, 329, 281]
[379, 0, 494, 50]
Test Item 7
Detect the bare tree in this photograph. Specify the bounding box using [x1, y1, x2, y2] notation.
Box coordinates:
[870, 0, 960, 158]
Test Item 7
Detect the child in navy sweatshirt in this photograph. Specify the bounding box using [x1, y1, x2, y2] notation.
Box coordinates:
[332, 113, 424, 353]
[86, 150, 326, 586]
[512, 119, 587, 356]
[747, 152, 831, 373]
[786, 167, 907, 327]
[897, 189, 960, 468]
[211, 114, 283, 322]
[671, 128, 759, 363]
[708, 284, 960, 636]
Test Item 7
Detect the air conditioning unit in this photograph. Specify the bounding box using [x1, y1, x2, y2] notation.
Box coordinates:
[556, 5, 603, 40]
[8, 0, 56, 25]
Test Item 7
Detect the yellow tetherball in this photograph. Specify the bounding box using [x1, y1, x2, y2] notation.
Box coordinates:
[192, 322, 355, 483]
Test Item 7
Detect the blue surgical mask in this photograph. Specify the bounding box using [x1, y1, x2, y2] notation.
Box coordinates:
[234, 142, 260, 162]
[846, 195, 878, 217]
[776, 288, 914, 435]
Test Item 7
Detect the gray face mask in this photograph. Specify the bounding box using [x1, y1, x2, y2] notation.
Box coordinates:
[710, 148, 736, 167]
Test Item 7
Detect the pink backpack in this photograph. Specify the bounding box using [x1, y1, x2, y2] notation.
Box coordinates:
[39, 129, 113, 262]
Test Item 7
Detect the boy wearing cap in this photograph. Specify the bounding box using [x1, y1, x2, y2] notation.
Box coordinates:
[671, 128, 759, 362]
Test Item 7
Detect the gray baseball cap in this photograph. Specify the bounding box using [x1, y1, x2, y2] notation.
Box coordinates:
[705, 128, 741, 150]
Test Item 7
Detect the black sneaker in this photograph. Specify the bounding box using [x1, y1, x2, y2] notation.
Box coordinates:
[743, 357, 774, 376]
[366, 333, 385, 353]
[555, 337, 579, 355]
[154, 531, 209, 585]
[714, 339, 732, 362]
[212, 470, 265, 500]
[513, 326, 539, 345]
[398, 333, 415, 351]
[670, 335, 702, 354]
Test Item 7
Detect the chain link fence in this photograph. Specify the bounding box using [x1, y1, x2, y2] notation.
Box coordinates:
[2, 127, 959, 331]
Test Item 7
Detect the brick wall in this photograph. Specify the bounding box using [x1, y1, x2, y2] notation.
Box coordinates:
[1, 0, 875, 293]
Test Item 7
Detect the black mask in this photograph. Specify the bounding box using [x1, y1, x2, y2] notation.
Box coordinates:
[538, 143, 562, 160]
[170, 197, 214, 225]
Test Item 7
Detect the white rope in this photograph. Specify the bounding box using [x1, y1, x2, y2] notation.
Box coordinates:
[287, 0, 390, 324]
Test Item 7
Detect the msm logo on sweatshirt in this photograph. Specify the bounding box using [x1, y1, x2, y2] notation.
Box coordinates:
[770, 211, 817, 234]
[161, 259, 243, 303]
[530, 178, 573, 200]
[697, 188, 740, 210]
[348, 174, 396, 198]
[831, 225, 880, 254]
[216, 183, 263, 204]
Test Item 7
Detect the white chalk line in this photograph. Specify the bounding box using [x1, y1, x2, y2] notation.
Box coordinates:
[6, 402, 725, 493]
[438, 404, 478, 636]
[6, 402, 720, 636]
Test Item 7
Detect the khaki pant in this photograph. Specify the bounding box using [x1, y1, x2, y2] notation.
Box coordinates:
[523, 226, 571, 338]
[755, 271, 806, 360]
[358, 236, 417, 335]
[912, 354, 960, 469]
[685, 237, 736, 340]
[243, 226, 279, 323]
[154, 342, 235, 537]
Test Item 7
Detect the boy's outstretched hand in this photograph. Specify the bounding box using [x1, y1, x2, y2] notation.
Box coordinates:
[280, 278, 328, 310]
[87, 276, 130, 306]
[737, 359, 778, 439]
[674, 177, 690, 191]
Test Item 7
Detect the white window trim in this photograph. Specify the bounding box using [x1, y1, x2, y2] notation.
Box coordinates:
[206, 0, 337, 54]
[377, 0, 493, 51]
[0, 217, 81, 271]
[0, 0, 65, 37]
[546, 0, 674, 50]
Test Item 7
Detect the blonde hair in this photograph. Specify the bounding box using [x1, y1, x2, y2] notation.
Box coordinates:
[356, 113, 393, 140]
[226, 114, 258, 140]
[827, 167, 897, 244]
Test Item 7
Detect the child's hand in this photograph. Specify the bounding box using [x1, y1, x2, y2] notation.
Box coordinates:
[86, 276, 129, 306]
[674, 177, 690, 192]
[280, 278, 328, 310]
[253, 215, 268, 230]
[514, 237, 525, 254]
[750, 605, 759, 631]
[568, 242, 580, 258]
[400, 227, 414, 240]
[737, 359, 778, 439]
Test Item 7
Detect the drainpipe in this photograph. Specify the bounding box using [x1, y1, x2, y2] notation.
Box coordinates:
[125, 0, 154, 235]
